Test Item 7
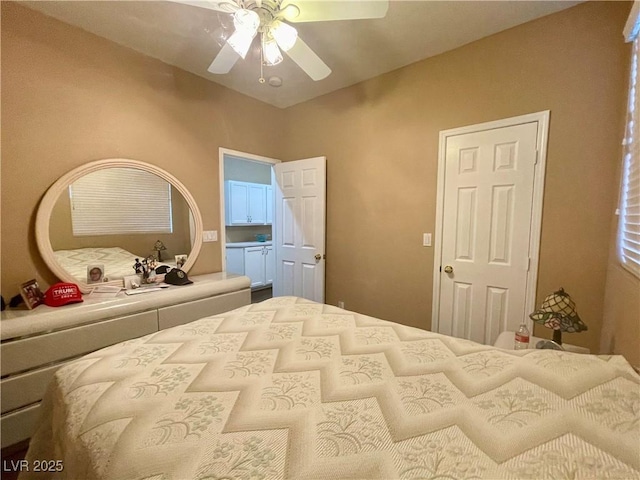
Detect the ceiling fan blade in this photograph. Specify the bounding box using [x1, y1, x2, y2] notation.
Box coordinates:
[282, 0, 388, 23]
[207, 42, 240, 74]
[165, 0, 239, 13]
[284, 37, 331, 81]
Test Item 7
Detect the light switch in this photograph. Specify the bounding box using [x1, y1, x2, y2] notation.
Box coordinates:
[203, 230, 218, 242]
[423, 233, 432, 247]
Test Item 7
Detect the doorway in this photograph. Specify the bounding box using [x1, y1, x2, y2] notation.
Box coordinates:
[219, 149, 327, 304]
[219, 149, 279, 302]
[432, 111, 549, 345]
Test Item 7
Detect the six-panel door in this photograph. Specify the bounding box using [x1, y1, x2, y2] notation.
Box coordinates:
[438, 122, 538, 345]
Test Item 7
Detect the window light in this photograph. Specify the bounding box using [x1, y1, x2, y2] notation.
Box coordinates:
[619, 35, 640, 278]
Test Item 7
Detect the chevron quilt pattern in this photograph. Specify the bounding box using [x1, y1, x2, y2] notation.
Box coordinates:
[23, 297, 640, 479]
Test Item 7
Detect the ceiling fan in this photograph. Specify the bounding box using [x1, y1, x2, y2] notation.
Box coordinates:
[169, 0, 389, 81]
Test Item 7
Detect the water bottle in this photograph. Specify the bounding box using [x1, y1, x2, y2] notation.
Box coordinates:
[514, 323, 530, 350]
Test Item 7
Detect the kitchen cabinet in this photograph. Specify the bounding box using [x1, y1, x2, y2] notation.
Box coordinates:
[226, 243, 274, 289]
[266, 186, 273, 225]
[225, 181, 272, 225]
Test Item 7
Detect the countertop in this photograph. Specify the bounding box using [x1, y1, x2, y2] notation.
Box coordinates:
[226, 241, 273, 247]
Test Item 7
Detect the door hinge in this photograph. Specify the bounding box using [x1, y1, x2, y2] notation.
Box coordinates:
[534, 150, 539, 165]
[527, 257, 531, 271]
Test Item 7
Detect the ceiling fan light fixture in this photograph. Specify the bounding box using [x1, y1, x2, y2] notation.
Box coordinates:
[262, 37, 283, 66]
[216, 1, 241, 14]
[227, 29, 254, 58]
[271, 20, 298, 52]
[227, 9, 260, 59]
[280, 4, 300, 21]
[232, 8, 260, 34]
[171, 0, 389, 82]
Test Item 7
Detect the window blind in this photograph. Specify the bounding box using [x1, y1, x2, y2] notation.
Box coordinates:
[70, 168, 173, 236]
[619, 37, 640, 278]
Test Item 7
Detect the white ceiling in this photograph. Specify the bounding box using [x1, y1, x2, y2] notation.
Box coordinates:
[21, 1, 582, 108]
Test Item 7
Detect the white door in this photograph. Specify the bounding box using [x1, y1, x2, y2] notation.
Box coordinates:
[436, 121, 540, 344]
[273, 157, 326, 302]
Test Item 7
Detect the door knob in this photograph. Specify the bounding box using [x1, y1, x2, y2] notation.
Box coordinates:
[315, 254, 322, 262]
[444, 265, 453, 274]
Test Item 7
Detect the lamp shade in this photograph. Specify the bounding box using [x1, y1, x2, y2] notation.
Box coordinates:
[228, 9, 260, 58]
[262, 37, 283, 65]
[529, 288, 587, 333]
[271, 20, 298, 52]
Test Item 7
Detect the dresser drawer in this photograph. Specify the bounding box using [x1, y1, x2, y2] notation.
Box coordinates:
[158, 290, 249, 330]
[1, 310, 158, 376]
[1, 362, 70, 414]
[1, 403, 41, 449]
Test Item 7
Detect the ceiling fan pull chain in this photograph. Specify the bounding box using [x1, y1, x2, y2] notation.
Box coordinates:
[259, 36, 266, 83]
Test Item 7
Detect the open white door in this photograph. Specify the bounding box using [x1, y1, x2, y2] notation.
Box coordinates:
[273, 157, 326, 302]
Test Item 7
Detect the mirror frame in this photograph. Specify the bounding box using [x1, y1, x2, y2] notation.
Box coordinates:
[36, 158, 204, 293]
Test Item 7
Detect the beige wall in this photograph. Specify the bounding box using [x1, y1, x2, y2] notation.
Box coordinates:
[281, 1, 631, 354]
[2, 2, 634, 359]
[224, 156, 272, 184]
[1, 2, 283, 297]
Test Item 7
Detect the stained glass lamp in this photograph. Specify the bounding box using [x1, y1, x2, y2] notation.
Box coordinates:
[153, 240, 167, 262]
[529, 288, 587, 345]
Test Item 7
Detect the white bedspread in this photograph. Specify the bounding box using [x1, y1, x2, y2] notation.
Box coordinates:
[53, 247, 141, 282]
[23, 297, 640, 479]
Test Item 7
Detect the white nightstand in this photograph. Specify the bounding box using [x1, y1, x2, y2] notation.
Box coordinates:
[493, 331, 590, 354]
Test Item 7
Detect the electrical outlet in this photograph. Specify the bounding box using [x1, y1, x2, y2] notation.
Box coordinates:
[202, 230, 218, 242]
[338, 301, 345, 309]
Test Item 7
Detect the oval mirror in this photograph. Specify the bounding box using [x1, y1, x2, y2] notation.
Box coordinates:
[36, 159, 203, 293]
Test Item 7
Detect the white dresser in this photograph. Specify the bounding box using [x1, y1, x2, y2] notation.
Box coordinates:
[0, 273, 251, 449]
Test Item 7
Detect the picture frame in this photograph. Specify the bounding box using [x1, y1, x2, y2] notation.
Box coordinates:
[175, 254, 187, 270]
[87, 264, 105, 284]
[20, 279, 45, 309]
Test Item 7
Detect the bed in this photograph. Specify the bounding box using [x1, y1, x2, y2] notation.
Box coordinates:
[53, 246, 143, 282]
[22, 297, 640, 479]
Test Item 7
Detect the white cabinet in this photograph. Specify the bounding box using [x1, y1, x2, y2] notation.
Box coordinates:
[226, 244, 274, 289]
[245, 247, 266, 288]
[225, 181, 272, 225]
[264, 246, 274, 284]
[266, 186, 273, 225]
[225, 248, 245, 278]
[227, 181, 250, 225]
